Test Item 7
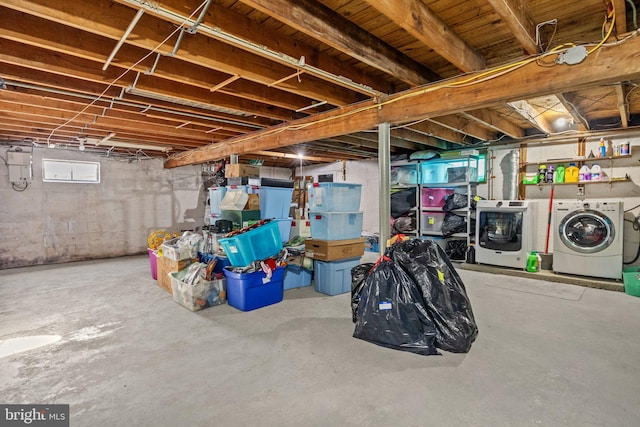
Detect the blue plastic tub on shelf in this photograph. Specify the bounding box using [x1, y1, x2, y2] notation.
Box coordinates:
[283, 265, 312, 290]
[314, 258, 361, 296]
[218, 221, 283, 266]
[309, 211, 363, 240]
[223, 266, 285, 311]
[259, 186, 294, 219]
[308, 182, 362, 212]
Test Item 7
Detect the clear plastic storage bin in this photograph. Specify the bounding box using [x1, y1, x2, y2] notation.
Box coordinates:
[308, 183, 362, 212]
[309, 211, 363, 240]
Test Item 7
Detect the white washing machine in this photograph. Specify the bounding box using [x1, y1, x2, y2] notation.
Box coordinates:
[475, 200, 538, 269]
[553, 200, 624, 280]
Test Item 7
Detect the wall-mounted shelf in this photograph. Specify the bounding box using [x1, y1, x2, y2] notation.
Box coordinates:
[520, 154, 632, 167]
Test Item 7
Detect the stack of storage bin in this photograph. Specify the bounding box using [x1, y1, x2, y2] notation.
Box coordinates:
[218, 220, 286, 311]
[258, 179, 295, 244]
[306, 182, 365, 295]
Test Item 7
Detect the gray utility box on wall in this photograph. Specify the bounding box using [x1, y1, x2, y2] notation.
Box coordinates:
[8, 151, 32, 183]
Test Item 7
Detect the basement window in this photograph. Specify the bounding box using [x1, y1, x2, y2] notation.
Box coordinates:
[42, 159, 100, 184]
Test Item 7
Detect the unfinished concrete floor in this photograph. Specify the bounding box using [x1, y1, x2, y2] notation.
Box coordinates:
[1, 255, 640, 426]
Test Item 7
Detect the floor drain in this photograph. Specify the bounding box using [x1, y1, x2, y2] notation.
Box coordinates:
[0, 335, 62, 358]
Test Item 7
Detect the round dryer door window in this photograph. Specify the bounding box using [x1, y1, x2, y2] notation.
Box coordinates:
[558, 209, 615, 254]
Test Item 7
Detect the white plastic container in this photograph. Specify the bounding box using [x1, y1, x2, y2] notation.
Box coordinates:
[590, 164, 602, 181]
[579, 164, 591, 181]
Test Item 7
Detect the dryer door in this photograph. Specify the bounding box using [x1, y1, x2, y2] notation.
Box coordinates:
[558, 209, 615, 254]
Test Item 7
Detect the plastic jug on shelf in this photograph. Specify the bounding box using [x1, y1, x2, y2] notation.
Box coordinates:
[554, 164, 565, 183]
[565, 163, 579, 182]
[579, 164, 591, 182]
[591, 164, 602, 181]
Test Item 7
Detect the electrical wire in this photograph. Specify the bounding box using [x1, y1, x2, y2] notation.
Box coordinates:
[168, 2, 635, 165]
[45, 0, 211, 146]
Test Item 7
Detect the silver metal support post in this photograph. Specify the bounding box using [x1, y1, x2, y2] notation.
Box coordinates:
[378, 123, 391, 256]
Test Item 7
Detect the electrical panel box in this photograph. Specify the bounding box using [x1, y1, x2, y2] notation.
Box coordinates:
[8, 151, 32, 183]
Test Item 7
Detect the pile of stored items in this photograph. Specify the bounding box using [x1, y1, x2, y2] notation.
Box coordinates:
[148, 165, 373, 312]
[352, 238, 478, 355]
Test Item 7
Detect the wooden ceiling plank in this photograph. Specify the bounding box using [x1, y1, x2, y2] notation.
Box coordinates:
[239, 0, 439, 85]
[428, 115, 496, 141]
[2, 0, 360, 106]
[112, 0, 396, 94]
[486, 0, 538, 55]
[362, 0, 485, 72]
[461, 110, 524, 139]
[165, 34, 640, 167]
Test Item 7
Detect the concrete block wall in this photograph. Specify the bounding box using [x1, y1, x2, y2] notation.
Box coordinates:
[0, 146, 204, 269]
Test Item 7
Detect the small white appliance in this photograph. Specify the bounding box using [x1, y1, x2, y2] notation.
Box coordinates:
[475, 200, 538, 269]
[553, 200, 624, 280]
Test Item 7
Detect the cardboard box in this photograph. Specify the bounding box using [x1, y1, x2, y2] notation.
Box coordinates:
[304, 238, 365, 261]
[156, 256, 196, 294]
[245, 193, 260, 210]
[225, 164, 260, 178]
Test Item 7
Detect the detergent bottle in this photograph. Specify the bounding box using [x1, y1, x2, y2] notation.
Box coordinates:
[554, 164, 565, 183]
[565, 163, 579, 183]
[599, 137, 606, 157]
[579, 164, 591, 182]
[526, 251, 542, 272]
[591, 163, 602, 181]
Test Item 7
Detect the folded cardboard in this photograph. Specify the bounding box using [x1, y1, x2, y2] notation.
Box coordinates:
[225, 164, 260, 178]
[304, 237, 365, 261]
[157, 256, 196, 294]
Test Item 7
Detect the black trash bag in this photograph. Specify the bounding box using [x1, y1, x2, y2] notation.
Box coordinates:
[386, 239, 478, 353]
[353, 257, 439, 356]
[390, 187, 417, 218]
[442, 193, 469, 212]
[441, 212, 473, 237]
[351, 263, 374, 323]
[442, 193, 484, 212]
[444, 239, 467, 261]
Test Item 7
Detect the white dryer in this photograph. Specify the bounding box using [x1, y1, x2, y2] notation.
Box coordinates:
[553, 200, 624, 280]
[475, 200, 538, 269]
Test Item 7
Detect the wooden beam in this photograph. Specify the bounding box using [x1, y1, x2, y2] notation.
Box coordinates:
[461, 110, 524, 139]
[614, 83, 630, 128]
[113, 0, 397, 95]
[165, 35, 640, 167]
[363, 0, 485, 72]
[239, 0, 439, 85]
[487, 0, 538, 55]
[428, 115, 496, 141]
[555, 93, 590, 130]
[2, 0, 362, 106]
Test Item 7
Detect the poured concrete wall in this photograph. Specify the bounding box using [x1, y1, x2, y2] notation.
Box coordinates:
[0, 146, 205, 269]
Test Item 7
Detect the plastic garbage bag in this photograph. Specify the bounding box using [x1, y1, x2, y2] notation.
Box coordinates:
[386, 239, 478, 353]
[445, 239, 467, 261]
[390, 188, 417, 218]
[441, 212, 470, 237]
[351, 263, 374, 323]
[353, 256, 439, 356]
[442, 193, 469, 212]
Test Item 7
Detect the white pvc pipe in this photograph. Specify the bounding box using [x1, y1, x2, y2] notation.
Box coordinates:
[103, 8, 145, 71]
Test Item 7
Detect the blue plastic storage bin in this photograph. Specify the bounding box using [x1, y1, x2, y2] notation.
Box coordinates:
[209, 187, 227, 215]
[223, 266, 285, 311]
[283, 265, 312, 290]
[197, 253, 232, 274]
[314, 258, 361, 296]
[275, 217, 293, 243]
[308, 182, 362, 212]
[259, 186, 294, 219]
[218, 220, 283, 266]
[309, 211, 363, 240]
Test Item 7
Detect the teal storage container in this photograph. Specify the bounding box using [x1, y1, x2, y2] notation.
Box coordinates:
[218, 221, 283, 266]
